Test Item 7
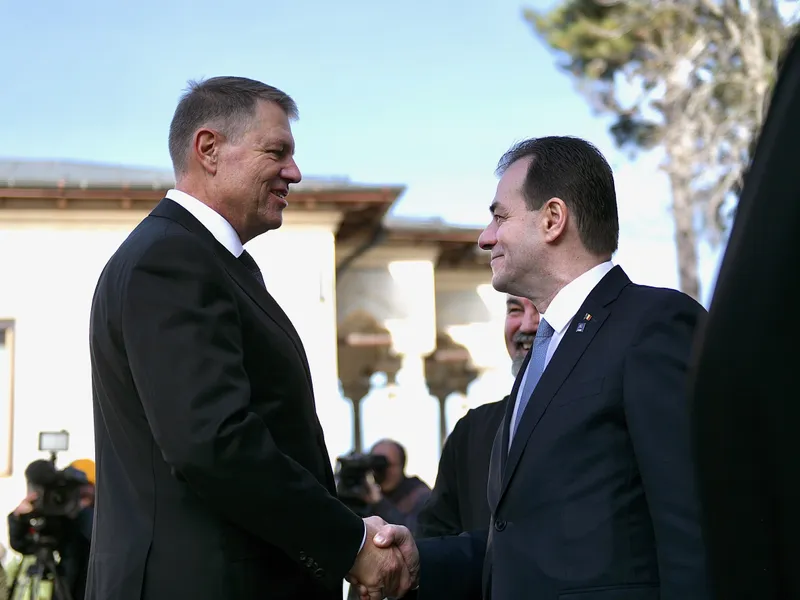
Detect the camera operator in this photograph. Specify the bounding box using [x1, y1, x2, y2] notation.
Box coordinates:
[7, 458, 95, 600]
[361, 439, 431, 535]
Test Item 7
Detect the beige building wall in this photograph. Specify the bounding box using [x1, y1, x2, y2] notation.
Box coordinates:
[0, 209, 149, 551]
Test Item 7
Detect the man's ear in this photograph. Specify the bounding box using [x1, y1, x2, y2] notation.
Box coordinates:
[193, 128, 220, 175]
[542, 197, 568, 243]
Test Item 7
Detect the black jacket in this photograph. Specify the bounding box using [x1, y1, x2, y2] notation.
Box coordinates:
[417, 398, 507, 537]
[416, 267, 710, 600]
[86, 199, 363, 600]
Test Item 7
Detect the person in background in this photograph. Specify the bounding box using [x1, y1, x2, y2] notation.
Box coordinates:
[363, 440, 431, 536]
[7, 458, 95, 600]
[417, 295, 539, 537]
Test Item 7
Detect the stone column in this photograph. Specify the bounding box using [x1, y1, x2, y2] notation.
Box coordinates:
[425, 333, 478, 449]
[337, 311, 401, 453]
[436, 276, 514, 434]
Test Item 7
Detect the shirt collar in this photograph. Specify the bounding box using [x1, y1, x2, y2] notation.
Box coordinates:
[165, 189, 244, 257]
[541, 261, 615, 334]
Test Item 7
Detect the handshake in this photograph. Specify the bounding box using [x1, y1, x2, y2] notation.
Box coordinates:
[347, 516, 420, 600]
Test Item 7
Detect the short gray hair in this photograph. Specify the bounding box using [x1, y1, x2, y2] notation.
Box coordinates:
[168, 76, 298, 176]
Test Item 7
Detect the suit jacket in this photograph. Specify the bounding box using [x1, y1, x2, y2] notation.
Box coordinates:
[86, 199, 363, 600]
[689, 34, 800, 600]
[417, 398, 507, 538]
[416, 266, 710, 600]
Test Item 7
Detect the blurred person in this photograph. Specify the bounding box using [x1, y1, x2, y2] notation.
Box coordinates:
[7, 458, 95, 600]
[417, 295, 539, 537]
[362, 440, 431, 536]
[367, 136, 710, 600]
[690, 30, 800, 600]
[87, 76, 409, 600]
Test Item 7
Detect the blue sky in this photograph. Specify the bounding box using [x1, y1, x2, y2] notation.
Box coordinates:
[1, 0, 723, 302]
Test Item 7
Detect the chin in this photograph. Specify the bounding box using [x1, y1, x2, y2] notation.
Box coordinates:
[259, 210, 284, 232]
[491, 271, 511, 294]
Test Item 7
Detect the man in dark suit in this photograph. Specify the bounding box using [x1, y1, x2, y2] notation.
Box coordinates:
[366, 136, 710, 600]
[87, 76, 410, 600]
[416, 295, 539, 538]
[689, 32, 800, 600]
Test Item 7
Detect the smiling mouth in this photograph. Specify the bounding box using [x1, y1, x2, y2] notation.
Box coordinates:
[518, 341, 532, 353]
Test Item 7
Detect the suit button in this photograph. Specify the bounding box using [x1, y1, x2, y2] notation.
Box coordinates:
[494, 519, 507, 532]
[299, 551, 307, 561]
[314, 568, 325, 579]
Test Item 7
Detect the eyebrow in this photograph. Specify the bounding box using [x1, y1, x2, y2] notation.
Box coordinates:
[274, 140, 295, 155]
[506, 299, 522, 308]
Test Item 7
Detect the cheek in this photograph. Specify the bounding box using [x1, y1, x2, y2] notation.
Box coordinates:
[504, 321, 517, 344]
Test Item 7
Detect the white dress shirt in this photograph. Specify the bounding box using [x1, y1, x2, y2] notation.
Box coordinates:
[165, 189, 368, 554]
[165, 189, 244, 257]
[509, 261, 615, 444]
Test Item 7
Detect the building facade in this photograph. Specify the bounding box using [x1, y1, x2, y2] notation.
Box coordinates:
[0, 159, 513, 556]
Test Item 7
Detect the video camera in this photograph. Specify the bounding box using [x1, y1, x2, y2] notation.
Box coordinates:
[26, 431, 86, 519]
[335, 452, 389, 517]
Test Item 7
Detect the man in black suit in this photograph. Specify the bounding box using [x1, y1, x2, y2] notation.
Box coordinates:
[367, 136, 710, 600]
[689, 32, 800, 600]
[416, 295, 539, 538]
[87, 76, 411, 600]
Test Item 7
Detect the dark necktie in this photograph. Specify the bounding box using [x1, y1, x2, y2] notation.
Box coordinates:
[509, 318, 555, 446]
[238, 249, 265, 289]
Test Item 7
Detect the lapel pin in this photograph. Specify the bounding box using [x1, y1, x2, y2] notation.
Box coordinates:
[576, 322, 586, 332]
[584, 313, 592, 321]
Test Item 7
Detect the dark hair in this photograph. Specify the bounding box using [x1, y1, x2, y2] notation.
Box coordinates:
[168, 76, 298, 176]
[496, 136, 619, 255]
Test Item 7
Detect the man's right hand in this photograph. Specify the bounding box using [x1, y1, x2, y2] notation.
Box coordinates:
[12, 492, 37, 517]
[348, 516, 419, 599]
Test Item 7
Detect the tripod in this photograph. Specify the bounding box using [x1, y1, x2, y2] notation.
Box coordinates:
[8, 521, 73, 600]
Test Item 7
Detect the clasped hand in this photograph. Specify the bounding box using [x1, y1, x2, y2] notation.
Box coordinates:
[347, 516, 419, 600]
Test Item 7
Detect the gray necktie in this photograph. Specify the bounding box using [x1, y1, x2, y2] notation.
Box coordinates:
[510, 318, 555, 443]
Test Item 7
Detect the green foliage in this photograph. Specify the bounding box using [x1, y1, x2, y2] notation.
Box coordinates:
[525, 0, 789, 152]
[524, 0, 794, 295]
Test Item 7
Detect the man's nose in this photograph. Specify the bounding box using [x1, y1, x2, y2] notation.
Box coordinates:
[283, 159, 302, 184]
[478, 223, 496, 250]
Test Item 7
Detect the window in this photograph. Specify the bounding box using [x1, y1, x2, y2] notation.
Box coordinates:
[0, 320, 14, 476]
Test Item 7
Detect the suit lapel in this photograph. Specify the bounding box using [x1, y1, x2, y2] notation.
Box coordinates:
[224, 255, 314, 382]
[498, 266, 630, 504]
[150, 199, 313, 382]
